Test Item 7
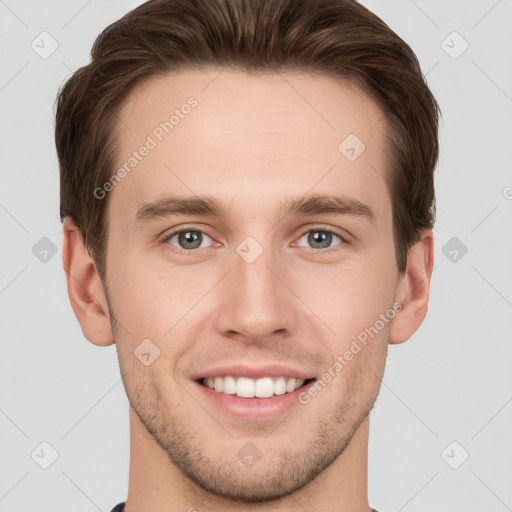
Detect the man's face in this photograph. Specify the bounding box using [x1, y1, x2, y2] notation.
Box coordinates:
[104, 69, 399, 501]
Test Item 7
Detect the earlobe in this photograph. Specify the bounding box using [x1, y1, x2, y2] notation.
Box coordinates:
[389, 229, 434, 345]
[62, 219, 115, 347]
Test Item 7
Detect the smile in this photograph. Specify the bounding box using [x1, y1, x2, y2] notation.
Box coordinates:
[200, 376, 314, 398]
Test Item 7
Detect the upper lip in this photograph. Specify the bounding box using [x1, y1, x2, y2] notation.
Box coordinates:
[191, 363, 316, 381]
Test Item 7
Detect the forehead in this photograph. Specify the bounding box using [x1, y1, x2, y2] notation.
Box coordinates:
[109, 68, 391, 224]
[119, 69, 386, 149]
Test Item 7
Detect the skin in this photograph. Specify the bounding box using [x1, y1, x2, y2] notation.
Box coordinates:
[62, 68, 434, 512]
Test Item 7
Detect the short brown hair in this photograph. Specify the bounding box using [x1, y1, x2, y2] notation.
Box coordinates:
[55, 0, 440, 277]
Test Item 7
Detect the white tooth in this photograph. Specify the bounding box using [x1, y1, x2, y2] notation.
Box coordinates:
[273, 377, 287, 395]
[254, 377, 274, 398]
[205, 375, 308, 397]
[236, 377, 255, 398]
[223, 376, 237, 394]
[285, 378, 296, 393]
[214, 377, 224, 392]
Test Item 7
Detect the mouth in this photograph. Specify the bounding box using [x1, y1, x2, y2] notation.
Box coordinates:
[192, 371, 318, 420]
[189, 363, 318, 419]
[197, 375, 316, 398]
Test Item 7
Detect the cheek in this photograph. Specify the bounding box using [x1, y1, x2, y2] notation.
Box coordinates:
[291, 254, 397, 340]
[107, 255, 209, 355]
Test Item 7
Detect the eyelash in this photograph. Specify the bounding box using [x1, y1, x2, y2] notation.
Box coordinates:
[160, 226, 348, 254]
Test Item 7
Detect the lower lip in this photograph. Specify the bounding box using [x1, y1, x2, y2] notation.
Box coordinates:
[193, 380, 316, 420]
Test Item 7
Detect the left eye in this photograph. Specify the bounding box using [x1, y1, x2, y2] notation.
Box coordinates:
[296, 229, 344, 251]
[164, 230, 213, 250]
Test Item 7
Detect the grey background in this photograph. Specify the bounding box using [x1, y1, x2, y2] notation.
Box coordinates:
[1, 0, 511, 511]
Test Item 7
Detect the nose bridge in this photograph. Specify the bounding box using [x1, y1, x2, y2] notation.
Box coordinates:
[216, 238, 293, 340]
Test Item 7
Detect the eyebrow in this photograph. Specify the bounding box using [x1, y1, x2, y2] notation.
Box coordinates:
[132, 193, 375, 227]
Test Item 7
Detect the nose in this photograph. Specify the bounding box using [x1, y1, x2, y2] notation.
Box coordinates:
[215, 243, 297, 344]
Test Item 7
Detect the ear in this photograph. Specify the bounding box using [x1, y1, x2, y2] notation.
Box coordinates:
[62, 218, 115, 347]
[389, 229, 434, 345]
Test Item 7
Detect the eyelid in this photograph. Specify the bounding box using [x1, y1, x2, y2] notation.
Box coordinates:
[297, 225, 350, 242]
[160, 225, 219, 249]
